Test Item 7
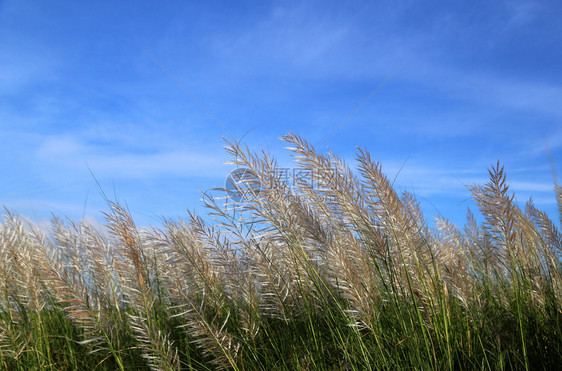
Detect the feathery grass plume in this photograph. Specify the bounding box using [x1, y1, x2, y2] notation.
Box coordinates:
[0, 217, 29, 363]
[0, 213, 46, 317]
[198, 192, 261, 341]
[222, 136, 377, 367]
[188, 212, 243, 313]
[282, 134, 384, 251]
[223, 138, 321, 315]
[0, 212, 57, 368]
[79, 221, 128, 320]
[435, 216, 472, 307]
[355, 148, 447, 366]
[355, 148, 432, 289]
[0, 133, 561, 369]
[151, 216, 242, 370]
[525, 199, 562, 305]
[51, 218, 123, 310]
[212, 169, 322, 323]
[525, 200, 562, 258]
[0, 318, 24, 364]
[51, 217, 88, 283]
[156, 216, 226, 316]
[188, 209, 260, 343]
[103, 202, 179, 371]
[468, 162, 562, 370]
[33, 219, 127, 370]
[464, 208, 499, 278]
[182, 305, 241, 371]
[280, 135, 381, 306]
[281, 134, 444, 366]
[469, 162, 519, 270]
[471, 164, 555, 290]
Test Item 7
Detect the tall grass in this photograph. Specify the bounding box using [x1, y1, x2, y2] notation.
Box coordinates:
[0, 133, 560, 370]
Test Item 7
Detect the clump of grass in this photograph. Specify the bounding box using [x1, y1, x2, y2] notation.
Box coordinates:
[0, 133, 560, 370]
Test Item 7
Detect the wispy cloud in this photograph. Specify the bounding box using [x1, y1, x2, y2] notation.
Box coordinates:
[35, 133, 228, 179]
[503, 0, 542, 29]
[1, 0, 560, 228]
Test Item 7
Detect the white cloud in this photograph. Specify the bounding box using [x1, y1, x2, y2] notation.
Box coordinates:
[0, 49, 57, 93]
[85, 151, 227, 178]
[35, 133, 228, 179]
[510, 181, 557, 192]
[205, 3, 407, 83]
[503, 0, 542, 29]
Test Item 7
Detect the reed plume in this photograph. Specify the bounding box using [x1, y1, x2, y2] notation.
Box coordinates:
[0, 133, 560, 370]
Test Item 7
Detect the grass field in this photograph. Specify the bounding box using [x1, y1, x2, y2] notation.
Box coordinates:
[0, 133, 560, 370]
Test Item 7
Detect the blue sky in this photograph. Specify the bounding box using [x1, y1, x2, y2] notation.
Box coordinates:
[1, 0, 561, 228]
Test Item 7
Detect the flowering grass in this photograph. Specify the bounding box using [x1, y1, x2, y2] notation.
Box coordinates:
[0, 133, 560, 370]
